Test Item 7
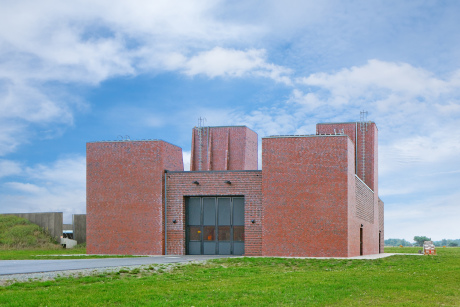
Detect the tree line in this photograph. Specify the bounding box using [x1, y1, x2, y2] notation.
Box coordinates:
[384, 236, 460, 247]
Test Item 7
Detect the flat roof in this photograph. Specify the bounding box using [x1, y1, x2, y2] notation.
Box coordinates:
[318, 121, 378, 130]
[263, 134, 349, 139]
[87, 139, 181, 148]
[193, 125, 256, 133]
[317, 121, 375, 125]
[193, 125, 248, 128]
[166, 170, 262, 174]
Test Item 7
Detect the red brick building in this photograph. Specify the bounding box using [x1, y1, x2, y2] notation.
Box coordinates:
[87, 122, 384, 257]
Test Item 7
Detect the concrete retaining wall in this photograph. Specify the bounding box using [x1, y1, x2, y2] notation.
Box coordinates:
[73, 214, 87, 244]
[4, 212, 63, 242]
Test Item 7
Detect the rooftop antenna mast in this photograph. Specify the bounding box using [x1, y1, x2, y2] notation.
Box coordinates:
[117, 135, 130, 141]
[359, 111, 368, 182]
[197, 117, 207, 171]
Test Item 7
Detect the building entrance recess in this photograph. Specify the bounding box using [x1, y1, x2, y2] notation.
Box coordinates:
[186, 197, 244, 255]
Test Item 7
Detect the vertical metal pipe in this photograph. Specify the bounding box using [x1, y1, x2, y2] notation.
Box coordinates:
[207, 127, 210, 170]
[164, 170, 168, 255]
[355, 122, 358, 174]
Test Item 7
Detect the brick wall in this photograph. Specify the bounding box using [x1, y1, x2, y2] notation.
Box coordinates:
[262, 135, 353, 257]
[165, 170, 263, 256]
[243, 129, 258, 170]
[85, 121, 382, 257]
[348, 174, 380, 256]
[346, 142, 359, 256]
[86, 140, 183, 255]
[317, 122, 378, 191]
[355, 176, 374, 223]
[190, 126, 258, 171]
[379, 198, 384, 253]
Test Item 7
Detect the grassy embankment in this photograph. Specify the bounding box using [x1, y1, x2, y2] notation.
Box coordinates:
[0, 215, 134, 260]
[1, 243, 459, 305]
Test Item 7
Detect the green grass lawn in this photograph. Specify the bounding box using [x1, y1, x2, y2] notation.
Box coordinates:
[384, 246, 423, 253]
[1, 248, 459, 306]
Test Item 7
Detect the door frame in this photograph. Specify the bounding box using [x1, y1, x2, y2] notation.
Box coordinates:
[185, 196, 244, 255]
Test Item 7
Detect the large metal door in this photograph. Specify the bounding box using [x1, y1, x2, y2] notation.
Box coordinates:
[186, 197, 244, 255]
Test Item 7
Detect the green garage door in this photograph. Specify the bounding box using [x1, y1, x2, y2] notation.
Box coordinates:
[186, 197, 244, 255]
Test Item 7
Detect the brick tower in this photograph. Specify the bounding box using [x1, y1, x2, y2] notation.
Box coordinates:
[190, 126, 258, 171]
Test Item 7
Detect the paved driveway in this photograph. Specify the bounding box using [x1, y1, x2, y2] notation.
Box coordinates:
[0, 255, 231, 276]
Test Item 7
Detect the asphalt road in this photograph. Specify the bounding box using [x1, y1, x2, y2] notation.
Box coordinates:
[0, 255, 232, 276]
[0, 253, 418, 276]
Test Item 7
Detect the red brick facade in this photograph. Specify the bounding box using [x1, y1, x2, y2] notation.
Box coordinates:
[86, 140, 183, 255]
[317, 122, 378, 191]
[262, 135, 352, 257]
[86, 122, 383, 257]
[378, 198, 385, 253]
[190, 126, 258, 171]
[165, 171, 262, 255]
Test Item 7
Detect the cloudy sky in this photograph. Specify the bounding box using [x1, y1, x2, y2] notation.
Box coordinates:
[0, 0, 459, 242]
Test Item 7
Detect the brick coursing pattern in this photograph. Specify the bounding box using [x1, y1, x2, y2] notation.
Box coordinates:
[262, 135, 352, 257]
[317, 122, 377, 191]
[166, 171, 263, 256]
[317, 122, 382, 256]
[86, 121, 383, 257]
[86, 140, 183, 255]
[378, 198, 384, 230]
[378, 198, 384, 252]
[190, 126, 258, 171]
[355, 176, 374, 223]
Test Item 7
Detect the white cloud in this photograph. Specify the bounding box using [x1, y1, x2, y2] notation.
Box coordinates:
[0, 123, 26, 156]
[183, 47, 292, 84]
[288, 89, 322, 110]
[233, 109, 299, 137]
[384, 192, 460, 241]
[380, 132, 460, 176]
[0, 0, 260, 86]
[228, 61, 460, 238]
[290, 61, 460, 174]
[0, 160, 22, 178]
[4, 182, 44, 194]
[183, 151, 191, 171]
[0, 156, 86, 223]
[297, 60, 455, 106]
[0, 81, 73, 123]
[0, 80, 81, 156]
[24, 157, 86, 187]
[0, 1, 290, 154]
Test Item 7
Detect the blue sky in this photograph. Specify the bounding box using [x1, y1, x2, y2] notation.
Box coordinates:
[1, 0, 459, 242]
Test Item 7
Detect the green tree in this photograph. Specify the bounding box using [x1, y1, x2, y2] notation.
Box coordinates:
[414, 236, 431, 246]
[384, 238, 412, 246]
[448, 242, 458, 247]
